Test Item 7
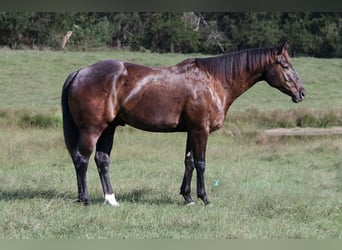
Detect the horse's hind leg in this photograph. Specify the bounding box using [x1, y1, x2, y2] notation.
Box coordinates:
[73, 131, 99, 205]
[73, 151, 90, 204]
[95, 123, 119, 207]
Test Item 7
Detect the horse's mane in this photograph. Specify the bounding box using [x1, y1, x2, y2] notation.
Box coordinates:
[195, 47, 276, 83]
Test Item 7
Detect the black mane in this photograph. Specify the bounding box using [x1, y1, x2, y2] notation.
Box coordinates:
[195, 47, 277, 83]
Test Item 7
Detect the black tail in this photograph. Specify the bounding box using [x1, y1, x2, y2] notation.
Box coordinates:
[61, 71, 79, 157]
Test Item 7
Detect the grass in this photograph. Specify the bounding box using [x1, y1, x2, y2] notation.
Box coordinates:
[0, 49, 341, 239]
[1, 126, 341, 238]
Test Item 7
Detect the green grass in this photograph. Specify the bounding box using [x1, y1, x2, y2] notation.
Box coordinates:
[0, 49, 341, 239]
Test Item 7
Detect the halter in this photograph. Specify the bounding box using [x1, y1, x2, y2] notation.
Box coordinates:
[280, 66, 291, 82]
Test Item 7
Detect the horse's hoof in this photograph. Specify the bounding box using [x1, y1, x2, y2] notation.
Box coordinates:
[186, 201, 195, 206]
[104, 194, 120, 207]
[205, 202, 213, 207]
[76, 198, 90, 205]
[201, 198, 211, 206]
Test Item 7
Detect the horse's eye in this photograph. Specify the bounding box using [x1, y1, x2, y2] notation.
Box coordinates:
[277, 60, 289, 69]
[281, 63, 289, 69]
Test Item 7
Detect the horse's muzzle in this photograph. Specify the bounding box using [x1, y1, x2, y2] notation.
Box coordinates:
[292, 88, 306, 103]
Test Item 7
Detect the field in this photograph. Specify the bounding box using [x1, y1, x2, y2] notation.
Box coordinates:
[0, 49, 341, 239]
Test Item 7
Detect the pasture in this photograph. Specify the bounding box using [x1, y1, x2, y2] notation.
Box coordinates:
[0, 49, 341, 239]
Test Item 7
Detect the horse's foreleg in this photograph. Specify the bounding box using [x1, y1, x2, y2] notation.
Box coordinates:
[95, 124, 119, 207]
[191, 129, 210, 205]
[180, 132, 195, 205]
[194, 160, 209, 205]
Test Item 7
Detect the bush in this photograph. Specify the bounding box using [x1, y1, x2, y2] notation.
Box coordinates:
[230, 108, 342, 129]
[20, 113, 62, 128]
[1, 12, 340, 57]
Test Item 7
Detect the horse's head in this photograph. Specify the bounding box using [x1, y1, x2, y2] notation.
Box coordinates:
[264, 42, 306, 103]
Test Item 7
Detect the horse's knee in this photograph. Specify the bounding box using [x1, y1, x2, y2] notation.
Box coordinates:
[95, 152, 110, 173]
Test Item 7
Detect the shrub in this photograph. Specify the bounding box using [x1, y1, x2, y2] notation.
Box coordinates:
[20, 113, 61, 128]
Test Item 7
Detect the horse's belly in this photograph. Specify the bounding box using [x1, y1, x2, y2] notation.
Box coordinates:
[119, 99, 186, 132]
[121, 112, 185, 132]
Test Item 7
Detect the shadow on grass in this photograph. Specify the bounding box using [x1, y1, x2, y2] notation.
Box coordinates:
[93, 188, 181, 206]
[0, 187, 181, 205]
[0, 188, 74, 201]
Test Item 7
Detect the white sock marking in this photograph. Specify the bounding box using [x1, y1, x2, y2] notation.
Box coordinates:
[187, 201, 195, 206]
[104, 194, 119, 207]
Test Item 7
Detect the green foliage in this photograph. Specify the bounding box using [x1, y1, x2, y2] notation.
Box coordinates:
[19, 112, 61, 128]
[137, 13, 200, 53]
[296, 109, 342, 128]
[0, 110, 61, 129]
[0, 12, 32, 48]
[229, 108, 342, 129]
[0, 12, 341, 57]
[221, 13, 283, 50]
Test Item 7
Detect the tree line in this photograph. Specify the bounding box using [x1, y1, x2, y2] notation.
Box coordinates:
[0, 12, 341, 57]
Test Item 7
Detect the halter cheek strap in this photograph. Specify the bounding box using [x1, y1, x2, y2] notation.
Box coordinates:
[281, 69, 290, 82]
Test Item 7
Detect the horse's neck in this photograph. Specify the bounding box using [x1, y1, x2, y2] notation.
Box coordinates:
[196, 50, 272, 109]
[224, 69, 264, 104]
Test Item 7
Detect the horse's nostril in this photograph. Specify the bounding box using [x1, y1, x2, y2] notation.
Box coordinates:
[300, 89, 306, 99]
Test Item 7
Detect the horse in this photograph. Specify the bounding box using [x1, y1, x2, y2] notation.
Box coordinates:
[61, 42, 305, 207]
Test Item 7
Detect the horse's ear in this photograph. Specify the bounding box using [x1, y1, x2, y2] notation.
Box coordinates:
[277, 41, 289, 55]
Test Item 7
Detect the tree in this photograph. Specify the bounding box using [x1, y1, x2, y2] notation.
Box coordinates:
[0, 12, 340, 57]
[0, 12, 32, 48]
[307, 13, 341, 57]
[280, 13, 315, 57]
[141, 13, 200, 53]
[220, 13, 282, 51]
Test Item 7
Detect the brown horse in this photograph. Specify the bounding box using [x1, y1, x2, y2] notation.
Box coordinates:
[61, 42, 305, 206]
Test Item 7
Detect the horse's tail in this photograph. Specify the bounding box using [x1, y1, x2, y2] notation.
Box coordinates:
[61, 71, 79, 157]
